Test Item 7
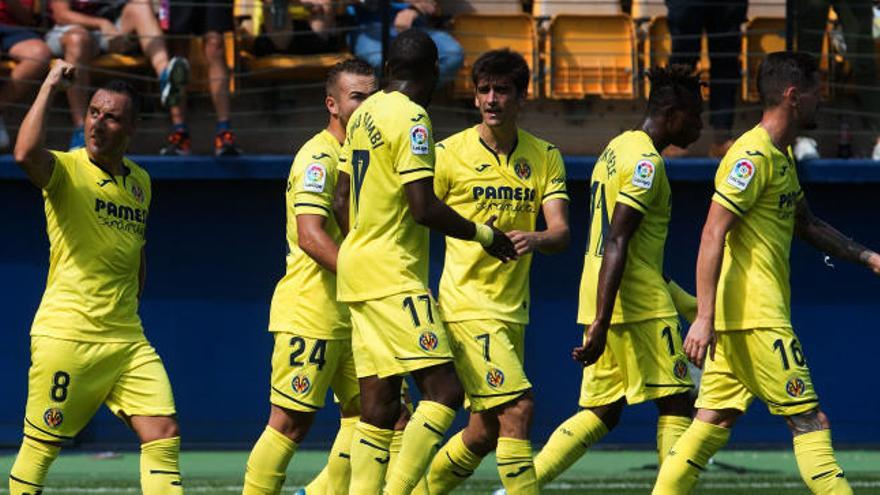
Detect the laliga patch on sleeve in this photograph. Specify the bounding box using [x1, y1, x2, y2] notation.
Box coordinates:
[303, 163, 327, 192]
[631, 160, 656, 189]
[726, 159, 756, 191]
[410, 124, 430, 155]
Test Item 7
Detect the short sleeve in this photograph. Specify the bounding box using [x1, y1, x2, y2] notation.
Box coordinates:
[394, 109, 435, 184]
[291, 151, 336, 218]
[338, 136, 352, 176]
[712, 152, 770, 217]
[617, 154, 663, 213]
[542, 146, 569, 204]
[44, 151, 69, 194]
[433, 141, 451, 200]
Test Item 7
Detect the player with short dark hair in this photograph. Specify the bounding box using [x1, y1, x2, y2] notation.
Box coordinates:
[415, 48, 570, 495]
[653, 51, 880, 495]
[519, 65, 704, 490]
[333, 29, 516, 495]
[10, 63, 183, 495]
[241, 58, 377, 495]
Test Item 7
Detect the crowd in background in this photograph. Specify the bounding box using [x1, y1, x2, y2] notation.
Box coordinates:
[1, 0, 879, 158]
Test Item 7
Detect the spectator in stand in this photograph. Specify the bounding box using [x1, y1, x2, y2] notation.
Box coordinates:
[164, 0, 240, 156]
[46, 0, 190, 150]
[665, 0, 746, 157]
[348, 0, 463, 86]
[248, 0, 341, 56]
[796, 0, 880, 159]
[0, 0, 50, 151]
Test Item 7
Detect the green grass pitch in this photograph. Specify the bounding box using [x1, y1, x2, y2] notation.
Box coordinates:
[1, 449, 879, 494]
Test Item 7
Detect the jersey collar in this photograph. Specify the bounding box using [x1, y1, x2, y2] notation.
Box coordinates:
[476, 127, 520, 167]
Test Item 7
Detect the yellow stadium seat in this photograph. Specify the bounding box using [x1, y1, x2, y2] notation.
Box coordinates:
[545, 14, 636, 99]
[642, 16, 710, 99]
[438, 0, 523, 16]
[532, 0, 621, 17]
[630, 0, 665, 21]
[232, 0, 346, 86]
[741, 17, 786, 102]
[450, 14, 538, 98]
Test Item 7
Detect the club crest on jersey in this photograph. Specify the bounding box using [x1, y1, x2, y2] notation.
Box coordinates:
[291, 375, 312, 394]
[43, 408, 64, 428]
[631, 160, 655, 189]
[785, 376, 806, 398]
[410, 124, 430, 155]
[130, 182, 145, 204]
[673, 358, 688, 380]
[486, 368, 505, 388]
[418, 331, 439, 351]
[303, 163, 327, 193]
[513, 158, 532, 180]
[727, 159, 756, 191]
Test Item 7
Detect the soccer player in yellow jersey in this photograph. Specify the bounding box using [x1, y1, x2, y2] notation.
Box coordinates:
[654, 52, 880, 495]
[333, 30, 517, 495]
[414, 49, 570, 495]
[242, 59, 377, 495]
[9, 62, 183, 494]
[522, 66, 705, 489]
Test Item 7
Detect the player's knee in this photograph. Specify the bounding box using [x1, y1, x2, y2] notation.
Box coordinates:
[268, 406, 315, 443]
[463, 423, 498, 455]
[589, 399, 625, 431]
[786, 408, 830, 436]
[360, 396, 401, 430]
[695, 408, 740, 429]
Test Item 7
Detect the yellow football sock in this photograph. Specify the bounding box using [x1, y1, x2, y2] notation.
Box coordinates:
[140, 436, 183, 495]
[304, 466, 328, 494]
[323, 416, 358, 495]
[667, 280, 697, 323]
[350, 421, 394, 495]
[534, 409, 608, 486]
[794, 430, 853, 495]
[9, 436, 60, 495]
[243, 426, 297, 495]
[385, 429, 405, 482]
[419, 430, 484, 494]
[497, 437, 538, 495]
[652, 419, 729, 495]
[384, 400, 456, 495]
[657, 415, 691, 466]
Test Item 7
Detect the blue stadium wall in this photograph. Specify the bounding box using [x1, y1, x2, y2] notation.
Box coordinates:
[1, 156, 878, 449]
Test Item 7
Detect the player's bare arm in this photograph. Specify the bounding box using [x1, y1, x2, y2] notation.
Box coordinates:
[404, 177, 518, 262]
[14, 61, 75, 188]
[794, 198, 880, 275]
[333, 171, 351, 235]
[506, 198, 570, 256]
[686, 202, 738, 368]
[574, 202, 643, 366]
[297, 214, 340, 273]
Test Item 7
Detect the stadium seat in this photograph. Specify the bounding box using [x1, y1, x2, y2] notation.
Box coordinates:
[545, 14, 636, 99]
[746, 0, 785, 19]
[438, 0, 523, 16]
[741, 17, 785, 102]
[630, 0, 666, 21]
[232, 0, 347, 86]
[532, 0, 621, 17]
[450, 13, 538, 98]
[642, 16, 711, 99]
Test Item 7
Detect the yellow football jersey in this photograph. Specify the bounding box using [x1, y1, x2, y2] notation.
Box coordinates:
[269, 129, 351, 339]
[712, 125, 802, 331]
[337, 91, 436, 302]
[434, 126, 569, 323]
[32, 148, 150, 342]
[577, 130, 677, 325]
